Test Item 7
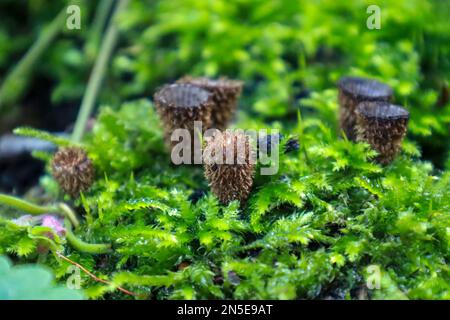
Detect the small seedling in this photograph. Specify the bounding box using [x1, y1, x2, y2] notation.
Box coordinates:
[355, 101, 409, 164]
[204, 131, 255, 204]
[178, 77, 243, 130]
[338, 76, 393, 140]
[154, 83, 213, 149]
[51, 147, 95, 198]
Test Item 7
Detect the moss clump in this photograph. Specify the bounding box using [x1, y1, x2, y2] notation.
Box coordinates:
[3, 101, 449, 300]
[338, 77, 393, 141]
[355, 102, 409, 164]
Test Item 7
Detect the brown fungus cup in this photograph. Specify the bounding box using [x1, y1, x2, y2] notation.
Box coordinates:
[51, 147, 95, 198]
[177, 77, 243, 130]
[154, 84, 214, 153]
[204, 131, 256, 205]
[338, 76, 393, 141]
[355, 101, 409, 165]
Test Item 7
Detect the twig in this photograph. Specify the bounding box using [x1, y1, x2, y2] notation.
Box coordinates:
[56, 252, 141, 297]
[71, 0, 130, 143]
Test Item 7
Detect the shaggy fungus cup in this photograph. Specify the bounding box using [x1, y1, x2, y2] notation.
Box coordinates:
[355, 101, 409, 165]
[204, 131, 255, 204]
[51, 147, 95, 198]
[177, 77, 243, 130]
[154, 84, 213, 153]
[338, 76, 393, 141]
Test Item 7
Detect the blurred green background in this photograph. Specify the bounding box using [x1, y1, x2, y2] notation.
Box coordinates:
[0, 0, 448, 164]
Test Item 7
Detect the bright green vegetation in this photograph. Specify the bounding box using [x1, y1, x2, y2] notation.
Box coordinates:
[0, 0, 449, 299]
[0, 255, 84, 299]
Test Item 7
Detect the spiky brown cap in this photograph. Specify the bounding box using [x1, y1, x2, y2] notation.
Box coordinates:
[338, 76, 393, 141]
[51, 147, 95, 197]
[178, 76, 243, 130]
[204, 131, 255, 204]
[355, 101, 409, 165]
[154, 84, 213, 151]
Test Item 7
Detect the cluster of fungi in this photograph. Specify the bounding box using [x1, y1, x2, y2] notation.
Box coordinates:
[50, 75, 409, 204]
[153, 77, 253, 204]
[338, 76, 409, 165]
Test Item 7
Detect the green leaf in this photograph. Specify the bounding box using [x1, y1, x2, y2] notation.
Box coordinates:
[0, 255, 84, 300]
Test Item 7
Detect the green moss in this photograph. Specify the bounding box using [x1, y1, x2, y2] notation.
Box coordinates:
[5, 95, 447, 299]
[0, 0, 449, 300]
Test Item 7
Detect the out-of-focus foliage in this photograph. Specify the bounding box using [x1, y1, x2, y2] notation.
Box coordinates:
[0, 255, 84, 299]
[113, 0, 450, 158]
[1, 0, 449, 164]
[0, 0, 449, 300]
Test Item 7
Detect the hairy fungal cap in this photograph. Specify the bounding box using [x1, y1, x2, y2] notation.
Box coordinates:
[355, 101, 409, 165]
[356, 102, 409, 121]
[338, 76, 393, 100]
[204, 131, 255, 204]
[179, 77, 243, 93]
[177, 76, 243, 130]
[154, 83, 212, 109]
[51, 147, 95, 197]
[153, 84, 214, 150]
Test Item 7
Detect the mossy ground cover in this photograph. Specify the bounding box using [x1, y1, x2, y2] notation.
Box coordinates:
[0, 0, 449, 299]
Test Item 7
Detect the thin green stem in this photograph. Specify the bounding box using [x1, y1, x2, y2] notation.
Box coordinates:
[0, 193, 110, 254]
[57, 202, 80, 228]
[64, 219, 111, 254]
[0, 193, 80, 227]
[84, 0, 115, 58]
[297, 108, 309, 164]
[0, 194, 56, 215]
[0, 8, 66, 112]
[71, 0, 130, 143]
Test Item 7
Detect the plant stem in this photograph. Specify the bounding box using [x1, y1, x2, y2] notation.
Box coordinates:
[57, 202, 80, 228]
[71, 0, 130, 143]
[297, 109, 309, 164]
[56, 252, 139, 296]
[0, 193, 56, 215]
[0, 193, 80, 227]
[64, 219, 111, 254]
[0, 8, 66, 112]
[84, 0, 115, 58]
